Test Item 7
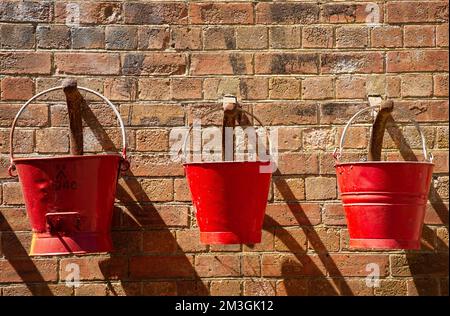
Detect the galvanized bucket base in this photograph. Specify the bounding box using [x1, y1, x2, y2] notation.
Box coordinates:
[349, 238, 420, 250]
[30, 232, 112, 256]
[200, 231, 262, 245]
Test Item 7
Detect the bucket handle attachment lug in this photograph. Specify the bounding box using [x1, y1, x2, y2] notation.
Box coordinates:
[8, 86, 128, 175]
[181, 106, 272, 163]
[334, 105, 433, 163]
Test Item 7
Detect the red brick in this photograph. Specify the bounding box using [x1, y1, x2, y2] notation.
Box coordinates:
[2, 182, 24, 205]
[336, 75, 367, 99]
[104, 77, 137, 101]
[210, 280, 241, 296]
[0, 208, 30, 231]
[60, 257, 127, 281]
[72, 26, 105, 49]
[122, 53, 186, 75]
[322, 204, 346, 225]
[319, 102, 368, 124]
[270, 26, 301, 49]
[321, 52, 384, 74]
[195, 255, 240, 277]
[243, 229, 274, 252]
[253, 102, 317, 125]
[142, 281, 176, 296]
[105, 26, 138, 50]
[143, 230, 177, 253]
[336, 26, 368, 48]
[386, 75, 401, 98]
[265, 203, 321, 226]
[129, 255, 194, 279]
[302, 127, 335, 150]
[387, 50, 448, 72]
[391, 253, 448, 277]
[306, 227, 340, 252]
[129, 104, 184, 126]
[0, 259, 58, 282]
[394, 100, 449, 123]
[269, 78, 300, 100]
[0, 24, 35, 49]
[401, 74, 433, 97]
[138, 27, 169, 50]
[190, 53, 253, 75]
[407, 278, 440, 296]
[404, 25, 435, 47]
[256, 2, 319, 24]
[328, 254, 389, 277]
[171, 26, 202, 50]
[203, 27, 235, 50]
[36, 128, 69, 153]
[277, 153, 319, 175]
[190, 3, 253, 24]
[138, 78, 170, 101]
[174, 178, 191, 202]
[172, 78, 202, 100]
[1, 284, 73, 296]
[386, 1, 448, 23]
[273, 177, 305, 201]
[244, 280, 276, 296]
[276, 279, 308, 296]
[321, 3, 384, 23]
[302, 77, 334, 100]
[111, 231, 142, 255]
[55, 53, 120, 75]
[136, 129, 169, 152]
[276, 127, 302, 151]
[0, 129, 33, 154]
[305, 177, 336, 200]
[120, 204, 188, 228]
[55, 1, 122, 24]
[236, 26, 268, 49]
[262, 254, 326, 277]
[434, 74, 449, 97]
[0, 1, 53, 23]
[240, 77, 268, 100]
[436, 23, 449, 46]
[255, 53, 319, 74]
[176, 280, 209, 296]
[0, 231, 31, 257]
[371, 26, 402, 48]
[176, 229, 207, 252]
[123, 2, 187, 24]
[274, 228, 308, 252]
[75, 284, 108, 296]
[0, 52, 51, 75]
[302, 26, 333, 48]
[37, 25, 71, 49]
[242, 255, 261, 277]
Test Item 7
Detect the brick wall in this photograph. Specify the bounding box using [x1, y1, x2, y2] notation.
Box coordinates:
[0, 1, 448, 296]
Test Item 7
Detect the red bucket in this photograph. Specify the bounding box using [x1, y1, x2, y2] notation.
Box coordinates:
[184, 161, 272, 244]
[183, 105, 273, 244]
[8, 86, 129, 255]
[334, 106, 434, 250]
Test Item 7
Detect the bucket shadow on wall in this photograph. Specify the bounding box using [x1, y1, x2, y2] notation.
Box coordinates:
[80, 101, 208, 296]
[263, 171, 354, 296]
[385, 121, 449, 296]
[0, 210, 59, 295]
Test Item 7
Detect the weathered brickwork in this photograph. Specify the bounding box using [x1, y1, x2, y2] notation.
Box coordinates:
[0, 1, 448, 296]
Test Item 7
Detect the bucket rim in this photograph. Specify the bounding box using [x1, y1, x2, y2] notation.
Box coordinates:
[183, 160, 271, 167]
[13, 153, 122, 164]
[335, 161, 434, 167]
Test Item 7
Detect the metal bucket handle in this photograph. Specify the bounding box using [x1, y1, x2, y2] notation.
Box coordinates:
[333, 105, 433, 162]
[8, 86, 128, 176]
[182, 107, 272, 163]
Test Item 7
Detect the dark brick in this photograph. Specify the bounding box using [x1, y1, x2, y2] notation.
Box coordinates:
[106, 26, 138, 50]
[37, 25, 70, 49]
[72, 27, 105, 49]
[0, 24, 35, 49]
